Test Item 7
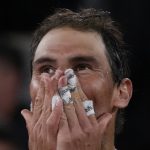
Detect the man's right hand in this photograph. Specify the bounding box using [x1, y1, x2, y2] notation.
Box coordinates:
[21, 70, 63, 150]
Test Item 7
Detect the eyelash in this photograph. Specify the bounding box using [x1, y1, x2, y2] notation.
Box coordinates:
[40, 65, 56, 74]
[73, 63, 92, 72]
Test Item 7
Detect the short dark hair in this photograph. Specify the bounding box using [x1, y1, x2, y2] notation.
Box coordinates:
[31, 8, 130, 134]
[31, 8, 130, 84]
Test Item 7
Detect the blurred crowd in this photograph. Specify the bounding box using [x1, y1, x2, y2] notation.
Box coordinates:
[0, 41, 30, 150]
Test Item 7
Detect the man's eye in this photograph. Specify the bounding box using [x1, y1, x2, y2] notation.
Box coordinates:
[40, 66, 55, 75]
[74, 64, 91, 72]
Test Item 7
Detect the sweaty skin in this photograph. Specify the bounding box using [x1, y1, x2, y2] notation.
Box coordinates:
[32, 27, 115, 118]
[22, 27, 132, 150]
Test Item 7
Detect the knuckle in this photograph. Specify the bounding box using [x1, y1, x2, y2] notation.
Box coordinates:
[33, 122, 42, 134]
[64, 104, 74, 111]
[46, 119, 55, 130]
[34, 97, 43, 108]
[32, 125, 39, 135]
[42, 109, 50, 118]
[83, 126, 93, 134]
[37, 133, 43, 141]
[51, 77, 58, 85]
[29, 123, 46, 146]
[72, 131, 85, 142]
[61, 138, 72, 145]
[45, 78, 52, 89]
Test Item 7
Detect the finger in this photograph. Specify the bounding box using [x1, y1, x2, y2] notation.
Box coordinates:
[50, 69, 64, 110]
[51, 69, 64, 96]
[32, 75, 46, 124]
[39, 69, 63, 120]
[58, 75, 72, 104]
[76, 81, 87, 100]
[21, 109, 41, 150]
[35, 70, 63, 148]
[97, 113, 112, 135]
[21, 109, 33, 134]
[47, 96, 63, 136]
[65, 69, 94, 128]
[69, 82, 87, 122]
[58, 112, 72, 149]
[33, 69, 63, 148]
[51, 69, 64, 81]
[76, 80, 97, 125]
[41, 77, 55, 117]
[65, 68, 77, 92]
[58, 76, 81, 132]
[58, 102, 72, 149]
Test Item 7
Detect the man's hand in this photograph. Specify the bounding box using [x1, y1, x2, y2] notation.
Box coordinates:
[21, 69, 112, 150]
[56, 73, 112, 150]
[21, 70, 63, 150]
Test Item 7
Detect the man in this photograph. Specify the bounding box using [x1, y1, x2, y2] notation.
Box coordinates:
[21, 8, 133, 150]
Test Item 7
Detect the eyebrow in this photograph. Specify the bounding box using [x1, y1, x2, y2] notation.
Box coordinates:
[69, 56, 99, 64]
[33, 57, 56, 67]
[33, 55, 99, 67]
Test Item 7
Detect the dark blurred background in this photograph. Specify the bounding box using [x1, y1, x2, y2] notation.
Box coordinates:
[0, 0, 150, 149]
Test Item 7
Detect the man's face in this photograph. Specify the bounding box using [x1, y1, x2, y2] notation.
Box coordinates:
[31, 27, 117, 118]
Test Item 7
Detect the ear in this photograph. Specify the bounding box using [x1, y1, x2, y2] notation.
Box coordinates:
[113, 78, 133, 108]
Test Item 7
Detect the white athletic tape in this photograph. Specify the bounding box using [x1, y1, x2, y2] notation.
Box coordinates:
[52, 94, 61, 110]
[30, 102, 32, 112]
[65, 69, 77, 91]
[83, 100, 95, 116]
[59, 86, 73, 104]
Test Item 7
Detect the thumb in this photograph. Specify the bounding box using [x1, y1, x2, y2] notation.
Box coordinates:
[21, 109, 33, 133]
[97, 113, 112, 135]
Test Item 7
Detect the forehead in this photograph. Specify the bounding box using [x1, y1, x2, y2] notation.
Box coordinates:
[34, 27, 109, 66]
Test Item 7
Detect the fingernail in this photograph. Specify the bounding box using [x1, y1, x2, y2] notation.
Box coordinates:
[65, 68, 77, 91]
[52, 94, 63, 110]
[65, 68, 74, 75]
[56, 98, 62, 106]
[41, 73, 49, 79]
[55, 69, 63, 79]
[58, 76, 67, 88]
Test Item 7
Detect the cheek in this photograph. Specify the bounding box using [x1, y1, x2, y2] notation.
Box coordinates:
[30, 77, 40, 104]
[78, 76, 99, 100]
[79, 76, 114, 116]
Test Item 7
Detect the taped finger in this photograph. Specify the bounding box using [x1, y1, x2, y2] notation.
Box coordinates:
[82, 100, 95, 116]
[65, 69, 81, 101]
[52, 94, 62, 110]
[65, 68, 77, 92]
[59, 85, 73, 104]
[83, 100, 97, 125]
